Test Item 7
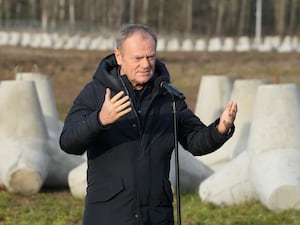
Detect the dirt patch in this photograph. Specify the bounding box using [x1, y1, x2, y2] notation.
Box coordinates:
[1, 46, 299, 119]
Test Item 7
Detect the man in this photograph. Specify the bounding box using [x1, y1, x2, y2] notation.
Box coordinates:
[60, 24, 237, 225]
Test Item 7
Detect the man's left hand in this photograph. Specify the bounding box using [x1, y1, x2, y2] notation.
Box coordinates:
[217, 100, 238, 135]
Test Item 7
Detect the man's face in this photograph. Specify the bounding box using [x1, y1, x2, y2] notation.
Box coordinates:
[115, 31, 156, 90]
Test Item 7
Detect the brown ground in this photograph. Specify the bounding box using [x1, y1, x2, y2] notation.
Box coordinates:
[1, 46, 300, 119]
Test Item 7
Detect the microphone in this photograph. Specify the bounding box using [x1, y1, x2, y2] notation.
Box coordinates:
[155, 76, 185, 100]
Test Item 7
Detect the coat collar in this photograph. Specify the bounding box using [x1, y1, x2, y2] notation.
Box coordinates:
[92, 54, 170, 92]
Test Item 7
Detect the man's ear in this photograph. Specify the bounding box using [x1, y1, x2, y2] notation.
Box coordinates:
[114, 48, 122, 66]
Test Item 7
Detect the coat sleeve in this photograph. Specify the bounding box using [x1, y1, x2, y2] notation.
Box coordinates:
[59, 81, 107, 155]
[177, 100, 234, 156]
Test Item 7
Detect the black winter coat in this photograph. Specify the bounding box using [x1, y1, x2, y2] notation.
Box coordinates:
[59, 54, 233, 225]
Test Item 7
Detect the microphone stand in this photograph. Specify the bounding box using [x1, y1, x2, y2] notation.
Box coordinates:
[172, 97, 181, 225]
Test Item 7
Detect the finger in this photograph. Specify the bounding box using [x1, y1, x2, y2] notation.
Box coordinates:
[116, 99, 131, 113]
[111, 91, 125, 103]
[105, 88, 111, 102]
[226, 100, 234, 112]
[225, 101, 233, 117]
[230, 102, 238, 116]
[117, 106, 132, 117]
[114, 95, 130, 108]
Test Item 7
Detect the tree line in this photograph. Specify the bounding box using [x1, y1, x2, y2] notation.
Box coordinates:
[0, 0, 299, 38]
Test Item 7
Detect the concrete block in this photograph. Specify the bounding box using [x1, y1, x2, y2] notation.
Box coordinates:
[77, 36, 91, 50]
[64, 34, 80, 49]
[235, 36, 251, 52]
[195, 75, 233, 125]
[20, 32, 32, 47]
[8, 32, 21, 46]
[0, 80, 50, 194]
[53, 33, 68, 49]
[278, 36, 293, 52]
[16, 72, 59, 132]
[199, 151, 257, 205]
[68, 161, 87, 198]
[248, 83, 300, 155]
[229, 79, 267, 158]
[15, 72, 85, 187]
[222, 37, 235, 52]
[248, 83, 300, 210]
[89, 36, 102, 50]
[195, 75, 233, 169]
[194, 38, 206, 51]
[250, 149, 300, 210]
[181, 38, 194, 51]
[0, 31, 9, 45]
[166, 38, 180, 51]
[169, 144, 213, 193]
[40, 33, 53, 48]
[207, 37, 222, 52]
[157, 37, 166, 51]
[29, 33, 42, 48]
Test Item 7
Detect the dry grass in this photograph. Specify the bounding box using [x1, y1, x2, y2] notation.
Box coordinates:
[1, 46, 300, 119]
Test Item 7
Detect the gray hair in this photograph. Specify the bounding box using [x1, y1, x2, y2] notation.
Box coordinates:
[115, 24, 157, 50]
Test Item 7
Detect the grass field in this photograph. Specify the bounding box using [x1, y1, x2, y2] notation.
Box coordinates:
[1, 188, 300, 225]
[0, 46, 300, 225]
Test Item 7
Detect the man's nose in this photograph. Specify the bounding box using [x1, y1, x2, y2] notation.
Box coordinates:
[141, 57, 150, 68]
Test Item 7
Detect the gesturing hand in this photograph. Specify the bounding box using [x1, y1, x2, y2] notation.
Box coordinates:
[217, 100, 238, 135]
[99, 88, 132, 126]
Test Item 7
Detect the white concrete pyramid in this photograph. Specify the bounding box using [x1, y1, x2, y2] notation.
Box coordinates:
[68, 162, 87, 199]
[248, 83, 300, 210]
[228, 79, 267, 158]
[169, 144, 213, 193]
[15, 72, 85, 187]
[199, 79, 265, 170]
[0, 80, 50, 194]
[200, 83, 300, 211]
[199, 151, 257, 205]
[194, 75, 233, 125]
[195, 75, 233, 169]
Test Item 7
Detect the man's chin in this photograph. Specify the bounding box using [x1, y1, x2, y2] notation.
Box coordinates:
[135, 79, 151, 89]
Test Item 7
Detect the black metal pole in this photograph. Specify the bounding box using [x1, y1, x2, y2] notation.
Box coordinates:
[172, 100, 181, 225]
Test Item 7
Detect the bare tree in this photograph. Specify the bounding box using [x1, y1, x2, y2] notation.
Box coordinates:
[288, 0, 299, 34]
[69, 0, 75, 28]
[225, 0, 238, 36]
[59, 0, 65, 21]
[50, 0, 59, 29]
[157, 0, 165, 33]
[216, 0, 225, 36]
[185, 0, 193, 34]
[238, 0, 250, 36]
[41, 0, 49, 31]
[29, 0, 38, 21]
[1, 0, 300, 37]
[141, 0, 149, 24]
[129, 0, 135, 23]
[274, 0, 287, 37]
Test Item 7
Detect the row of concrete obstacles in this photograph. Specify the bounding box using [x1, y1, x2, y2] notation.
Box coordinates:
[197, 76, 300, 211]
[1, 31, 300, 52]
[0, 73, 299, 212]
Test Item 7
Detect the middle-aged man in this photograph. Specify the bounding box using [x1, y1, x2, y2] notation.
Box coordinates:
[60, 24, 238, 225]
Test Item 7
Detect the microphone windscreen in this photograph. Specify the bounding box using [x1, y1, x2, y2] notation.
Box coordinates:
[154, 76, 169, 90]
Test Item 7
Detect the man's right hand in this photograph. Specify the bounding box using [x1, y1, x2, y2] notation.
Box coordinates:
[99, 88, 132, 126]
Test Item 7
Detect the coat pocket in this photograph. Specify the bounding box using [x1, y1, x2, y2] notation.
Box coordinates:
[87, 177, 125, 203]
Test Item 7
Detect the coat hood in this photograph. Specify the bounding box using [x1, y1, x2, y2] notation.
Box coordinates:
[92, 54, 170, 92]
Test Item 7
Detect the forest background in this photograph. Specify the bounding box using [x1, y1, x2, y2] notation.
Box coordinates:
[1, 0, 300, 39]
